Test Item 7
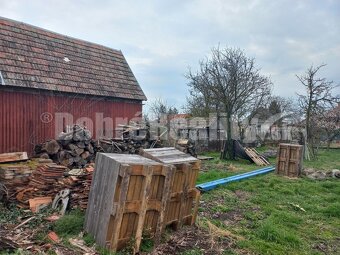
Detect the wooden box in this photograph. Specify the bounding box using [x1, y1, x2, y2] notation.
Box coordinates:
[85, 153, 174, 252]
[276, 144, 303, 177]
[140, 147, 201, 229]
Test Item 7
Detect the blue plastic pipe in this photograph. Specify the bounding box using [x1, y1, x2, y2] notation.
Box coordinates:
[196, 166, 275, 192]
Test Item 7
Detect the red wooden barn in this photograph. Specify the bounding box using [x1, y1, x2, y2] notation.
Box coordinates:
[0, 17, 147, 155]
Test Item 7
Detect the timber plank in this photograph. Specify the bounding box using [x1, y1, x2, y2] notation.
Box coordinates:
[0, 152, 28, 163]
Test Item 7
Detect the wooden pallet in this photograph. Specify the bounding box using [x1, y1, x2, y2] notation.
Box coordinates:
[140, 148, 201, 229]
[85, 154, 174, 253]
[244, 148, 270, 166]
[276, 144, 303, 177]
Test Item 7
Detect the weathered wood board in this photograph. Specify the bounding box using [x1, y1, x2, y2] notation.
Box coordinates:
[276, 144, 303, 177]
[244, 148, 270, 166]
[0, 152, 28, 163]
[84, 153, 174, 253]
[140, 147, 201, 229]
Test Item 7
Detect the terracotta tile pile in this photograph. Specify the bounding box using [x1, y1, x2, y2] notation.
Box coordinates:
[0, 164, 33, 201]
[63, 170, 93, 210]
[23, 166, 94, 211]
[0, 153, 95, 211]
[29, 163, 67, 187]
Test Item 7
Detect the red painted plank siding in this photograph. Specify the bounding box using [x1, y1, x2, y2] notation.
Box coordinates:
[0, 90, 143, 155]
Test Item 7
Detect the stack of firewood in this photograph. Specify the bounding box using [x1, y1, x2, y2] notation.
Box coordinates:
[34, 124, 163, 168]
[99, 138, 161, 154]
[34, 125, 103, 168]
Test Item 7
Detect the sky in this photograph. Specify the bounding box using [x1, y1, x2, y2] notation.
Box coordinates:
[1, 0, 339, 112]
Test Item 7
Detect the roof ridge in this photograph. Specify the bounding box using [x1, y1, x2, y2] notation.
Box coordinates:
[0, 16, 122, 55]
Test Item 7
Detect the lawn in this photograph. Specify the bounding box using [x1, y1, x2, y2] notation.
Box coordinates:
[194, 148, 340, 255]
[1, 148, 338, 255]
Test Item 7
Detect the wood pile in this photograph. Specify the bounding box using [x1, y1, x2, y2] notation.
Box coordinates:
[176, 139, 197, 157]
[99, 138, 161, 154]
[34, 125, 103, 168]
[34, 124, 160, 168]
[98, 123, 162, 154]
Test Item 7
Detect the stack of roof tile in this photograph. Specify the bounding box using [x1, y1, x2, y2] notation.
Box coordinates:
[29, 164, 66, 187]
[0, 165, 33, 200]
[0, 159, 95, 210]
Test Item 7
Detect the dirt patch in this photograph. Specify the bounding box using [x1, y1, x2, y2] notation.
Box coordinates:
[218, 209, 244, 223]
[149, 225, 232, 255]
[234, 190, 250, 201]
[312, 238, 340, 254]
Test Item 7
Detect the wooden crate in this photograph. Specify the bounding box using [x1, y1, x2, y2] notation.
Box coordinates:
[140, 147, 201, 229]
[276, 144, 303, 177]
[85, 153, 174, 252]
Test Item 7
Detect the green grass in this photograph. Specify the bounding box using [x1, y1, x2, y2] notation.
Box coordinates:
[53, 209, 85, 237]
[303, 149, 340, 170]
[197, 148, 340, 255]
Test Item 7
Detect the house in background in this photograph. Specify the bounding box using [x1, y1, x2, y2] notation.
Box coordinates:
[0, 17, 146, 155]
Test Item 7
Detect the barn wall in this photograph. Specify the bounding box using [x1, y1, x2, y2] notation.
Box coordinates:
[0, 89, 143, 155]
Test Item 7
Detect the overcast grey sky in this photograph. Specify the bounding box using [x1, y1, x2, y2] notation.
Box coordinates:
[1, 0, 339, 111]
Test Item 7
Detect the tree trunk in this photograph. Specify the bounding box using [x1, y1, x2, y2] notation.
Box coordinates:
[221, 113, 234, 160]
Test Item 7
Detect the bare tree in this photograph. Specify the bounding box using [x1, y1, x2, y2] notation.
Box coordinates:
[147, 98, 179, 142]
[297, 64, 339, 159]
[316, 104, 340, 149]
[148, 98, 178, 121]
[186, 47, 272, 159]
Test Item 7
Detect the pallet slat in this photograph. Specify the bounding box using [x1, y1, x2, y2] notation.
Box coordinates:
[244, 148, 270, 166]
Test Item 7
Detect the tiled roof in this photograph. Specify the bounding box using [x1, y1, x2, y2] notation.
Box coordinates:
[0, 17, 147, 101]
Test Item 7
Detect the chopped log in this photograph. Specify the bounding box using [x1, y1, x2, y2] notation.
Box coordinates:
[42, 140, 60, 155]
[39, 153, 50, 159]
[73, 126, 92, 141]
[58, 131, 73, 141]
[77, 141, 86, 149]
[75, 148, 85, 156]
[81, 151, 90, 160]
[66, 143, 78, 151]
[86, 144, 94, 154]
